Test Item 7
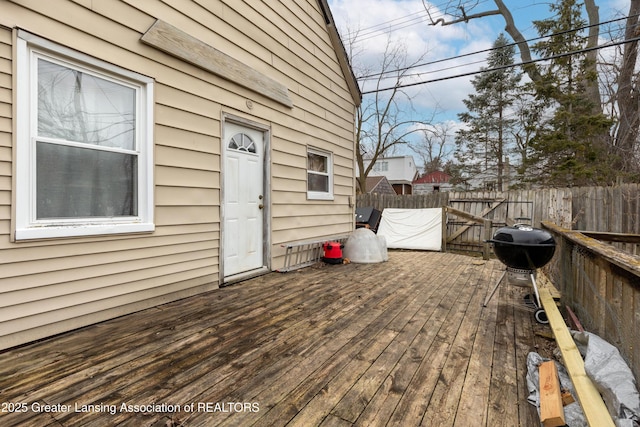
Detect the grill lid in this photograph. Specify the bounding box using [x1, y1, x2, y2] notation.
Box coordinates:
[491, 224, 555, 246]
[489, 224, 556, 270]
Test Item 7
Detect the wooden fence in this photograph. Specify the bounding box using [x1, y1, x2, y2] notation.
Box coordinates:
[357, 183, 640, 234]
[357, 185, 640, 382]
[357, 188, 575, 255]
[543, 221, 640, 382]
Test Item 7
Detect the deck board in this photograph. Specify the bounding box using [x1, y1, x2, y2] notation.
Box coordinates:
[0, 251, 548, 426]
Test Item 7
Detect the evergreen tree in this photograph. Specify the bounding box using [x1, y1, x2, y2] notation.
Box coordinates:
[512, 87, 548, 187]
[455, 33, 522, 190]
[526, 0, 614, 186]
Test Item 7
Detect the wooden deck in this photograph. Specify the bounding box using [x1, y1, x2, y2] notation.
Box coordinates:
[0, 251, 552, 426]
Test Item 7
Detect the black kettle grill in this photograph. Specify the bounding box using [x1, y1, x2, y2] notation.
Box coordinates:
[484, 224, 556, 323]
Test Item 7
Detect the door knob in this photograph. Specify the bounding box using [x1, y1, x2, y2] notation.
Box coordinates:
[259, 204, 264, 209]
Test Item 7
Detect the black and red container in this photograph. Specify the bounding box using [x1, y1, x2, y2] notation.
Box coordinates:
[322, 241, 344, 264]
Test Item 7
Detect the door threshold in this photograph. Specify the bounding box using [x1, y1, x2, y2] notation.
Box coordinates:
[222, 267, 270, 286]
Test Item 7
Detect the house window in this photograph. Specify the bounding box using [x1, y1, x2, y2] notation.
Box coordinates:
[307, 147, 333, 200]
[15, 32, 154, 240]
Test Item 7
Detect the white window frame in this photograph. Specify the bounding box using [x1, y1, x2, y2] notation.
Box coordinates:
[306, 147, 334, 200]
[372, 161, 388, 172]
[15, 32, 155, 240]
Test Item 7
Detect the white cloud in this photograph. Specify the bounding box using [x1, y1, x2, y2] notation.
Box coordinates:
[329, 0, 498, 118]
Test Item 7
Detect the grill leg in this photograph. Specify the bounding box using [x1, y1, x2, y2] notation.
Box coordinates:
[530, 273, 542, 308]
[483, 270, 507, 307]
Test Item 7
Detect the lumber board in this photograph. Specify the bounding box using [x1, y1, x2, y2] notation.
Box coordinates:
[446, 206, 486, 224]
[565, 305, 585, 332]
[537, 271, 562, 300]
[538, 287, 615, 427]
[141, 20, 293, 107]
[539, 360, 565, 427]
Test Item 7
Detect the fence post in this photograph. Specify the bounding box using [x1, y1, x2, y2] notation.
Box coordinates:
[483, 219, 492, 260]
[441, 207, 447, 252]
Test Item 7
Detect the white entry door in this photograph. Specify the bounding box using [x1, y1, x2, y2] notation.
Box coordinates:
[223, 122, 265, 278]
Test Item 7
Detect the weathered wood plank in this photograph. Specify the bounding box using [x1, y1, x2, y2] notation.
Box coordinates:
[329, 255, 462, 424]
[141, 20, 293, 107]
[421, 260, 489, 426]
[486, 281, 520, 426]
[578, 230, 640, 244]
[453, 266, 501, 426]
[0, 252, 541, 427]
[513, 284, 541, 427]
[350, 257, 468, 426]
[544, 221, 640, 277]
[387, 262, 481, 425]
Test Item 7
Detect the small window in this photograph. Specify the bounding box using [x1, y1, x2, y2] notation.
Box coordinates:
[228, 133, 256, 153]
[372, 161, 388, 172]
[307, 148, 333, 200]
[15, 33, 154, 240]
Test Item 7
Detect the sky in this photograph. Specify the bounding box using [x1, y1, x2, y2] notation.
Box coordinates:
[327, 0, 631, 161]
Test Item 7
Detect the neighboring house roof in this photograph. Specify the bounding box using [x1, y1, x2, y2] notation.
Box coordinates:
[414, 171, 451, 184]
[357, 176, 396, 195]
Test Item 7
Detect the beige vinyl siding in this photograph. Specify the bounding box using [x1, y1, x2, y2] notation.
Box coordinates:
[0, 2, 222, 347]
[0, 27, 11, 247]
[0, 0, 356, 349]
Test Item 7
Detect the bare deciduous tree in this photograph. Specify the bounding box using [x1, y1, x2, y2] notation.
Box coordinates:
[345, 32, 432, 193]
[412, 122, 456, 174]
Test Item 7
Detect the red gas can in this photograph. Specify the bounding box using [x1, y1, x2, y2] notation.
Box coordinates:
[322, 241, 344, 264]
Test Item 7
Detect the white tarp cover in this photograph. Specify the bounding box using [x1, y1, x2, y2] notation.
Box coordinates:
[377, 208, 442, 251]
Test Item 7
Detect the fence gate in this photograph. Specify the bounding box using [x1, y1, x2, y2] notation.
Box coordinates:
[446, 197, 534, 255]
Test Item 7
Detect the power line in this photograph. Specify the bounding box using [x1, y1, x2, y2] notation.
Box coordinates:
[340, 0, 495, 43]
[340, 0, 463, 37]
[361, 35, 640, 94]
[344, 10, 431, 39]
[357, 13, 634, 81]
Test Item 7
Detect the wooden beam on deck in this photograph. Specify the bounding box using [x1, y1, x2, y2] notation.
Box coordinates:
[538, 275, 615, 427]
[539, 360, 565, 427]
